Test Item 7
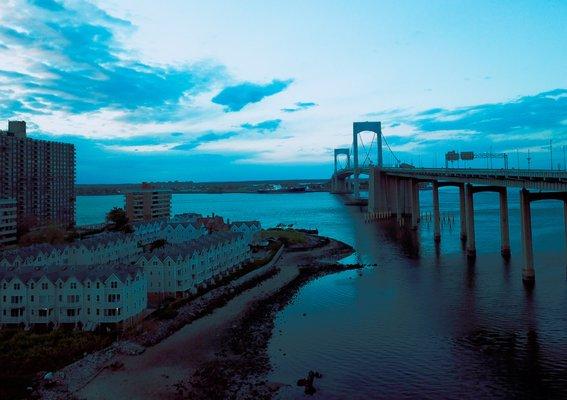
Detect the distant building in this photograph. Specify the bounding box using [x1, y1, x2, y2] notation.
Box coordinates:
[125, 183, 172, 222]
[0, 198, 17, 247]
[0, 121, 76, 232]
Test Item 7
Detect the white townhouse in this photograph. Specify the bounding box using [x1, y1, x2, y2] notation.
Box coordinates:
[229, 221, 262, 245]
[136, 231, 251, 304]
[161, 221, 207, 244]
[131, 219, 167, 244]
[0, 265, 147, 330]
[0, 232, 141, 269]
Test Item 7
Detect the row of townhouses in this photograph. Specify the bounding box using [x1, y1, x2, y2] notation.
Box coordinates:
[0, 265, 146, 330]
[0, 218, 262, 329]
[0, 217, 230, 269]
[137, 231, 251, 303]
[0, 232, 140, 269]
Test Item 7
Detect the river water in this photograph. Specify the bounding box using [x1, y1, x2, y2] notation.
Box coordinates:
[77, 191, 567, 399]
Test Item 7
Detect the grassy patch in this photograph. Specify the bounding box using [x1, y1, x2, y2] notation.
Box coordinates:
[261, 229, 307, 245]
[0, 328, 115, 399]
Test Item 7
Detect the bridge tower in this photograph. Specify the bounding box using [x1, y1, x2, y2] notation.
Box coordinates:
[353, 121, 383, 199]
[334, 148, 351, 172]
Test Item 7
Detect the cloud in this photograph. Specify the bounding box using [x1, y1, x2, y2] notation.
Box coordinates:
[0, 0, 226, 122]
[281, 101, 317, 113]
[171, 131, 239, 151]
[29, 0, 65, 12]
[212, 79, 293, 112]
[240, 119, 281, 132]
[410, 89, 567, 136]
[373, 89, 567, 167]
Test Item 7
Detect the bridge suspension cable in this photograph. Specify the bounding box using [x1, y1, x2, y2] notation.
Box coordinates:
[381, 133, 401, 166]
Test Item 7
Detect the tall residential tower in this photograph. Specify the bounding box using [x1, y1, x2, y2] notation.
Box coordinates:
[0, 121, 76, 235]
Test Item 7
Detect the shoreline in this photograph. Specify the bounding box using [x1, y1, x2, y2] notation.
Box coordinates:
[184, 261, 363, 399]
[38, 234, 356, 399]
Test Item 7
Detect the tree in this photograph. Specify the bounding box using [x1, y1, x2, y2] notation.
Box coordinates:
[106, 207, 130, 232]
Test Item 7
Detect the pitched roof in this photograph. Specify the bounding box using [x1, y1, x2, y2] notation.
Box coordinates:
[0, 264, 143, 284]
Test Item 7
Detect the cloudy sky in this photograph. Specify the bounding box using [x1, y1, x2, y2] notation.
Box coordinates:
[0, 0, 566, 183]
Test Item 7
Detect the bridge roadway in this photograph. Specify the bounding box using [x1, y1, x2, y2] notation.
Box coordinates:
[330, 121, 567, 286]
[333, 167, 567, 191]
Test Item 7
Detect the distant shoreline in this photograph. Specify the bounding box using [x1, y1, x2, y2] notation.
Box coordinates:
[76, 190, 329, 196]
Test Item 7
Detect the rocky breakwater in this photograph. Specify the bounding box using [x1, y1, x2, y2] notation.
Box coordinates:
[183, 238, 358, 399]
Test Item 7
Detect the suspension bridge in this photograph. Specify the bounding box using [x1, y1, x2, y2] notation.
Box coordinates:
[330, 121, 567, 286]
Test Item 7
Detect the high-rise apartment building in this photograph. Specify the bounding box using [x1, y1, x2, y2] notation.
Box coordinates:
[125, 183, 172, 222]
[0, 121, 76, 232]
[0, 198, 17, 247]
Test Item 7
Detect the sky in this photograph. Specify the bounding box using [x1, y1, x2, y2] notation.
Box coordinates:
[0, 0, 566, 183]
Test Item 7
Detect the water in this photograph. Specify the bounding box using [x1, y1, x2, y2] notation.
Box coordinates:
[77, 190, 567, 399]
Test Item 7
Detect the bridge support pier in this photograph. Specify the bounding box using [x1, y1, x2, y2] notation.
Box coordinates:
[395, 178, 403, 225]
[459, 184, 467, 241]
[433, 181, 441, 242]
[564, 200, 567, 278]
[410, 179, 420, 230]
[520, 188, 535, 285]
[499, 189, 511, 258]
[465, 183, 476, 259]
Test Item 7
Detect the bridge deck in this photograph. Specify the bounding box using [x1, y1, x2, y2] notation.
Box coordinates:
[335, 167, 567, 191]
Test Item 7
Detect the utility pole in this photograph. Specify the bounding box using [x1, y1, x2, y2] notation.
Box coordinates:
[550, 139, 553, 170]
[563, 145, 566, 171]
[516, 148, 520, 169]
[527, 149, 531, 170]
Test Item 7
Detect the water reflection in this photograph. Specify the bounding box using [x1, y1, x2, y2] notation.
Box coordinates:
[268, 193, 567, 399]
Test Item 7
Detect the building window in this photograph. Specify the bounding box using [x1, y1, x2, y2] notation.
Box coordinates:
[14, 283, 20, 290]
[42, 283, 48, 290]
[111, 281, 118, 289]
[30, 295, 34, 302]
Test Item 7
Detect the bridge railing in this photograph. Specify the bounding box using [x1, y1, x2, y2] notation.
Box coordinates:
[380, 167, 567, 179]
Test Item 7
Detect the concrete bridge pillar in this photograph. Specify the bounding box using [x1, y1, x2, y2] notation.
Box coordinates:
[432, 181, 441, 242]
[564, 200, 567, 277]
[353, 128, 360, 199]
[410, 179, 420, 229]
[395, 178, 402, 225]
[459, 184, 467, 241]
[520, 188, 535, 285]
[499, 189, 511, 258]
[465, 183, 476, 259]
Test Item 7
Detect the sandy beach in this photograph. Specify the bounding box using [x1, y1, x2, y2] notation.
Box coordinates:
[54, 236, 355, 400]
